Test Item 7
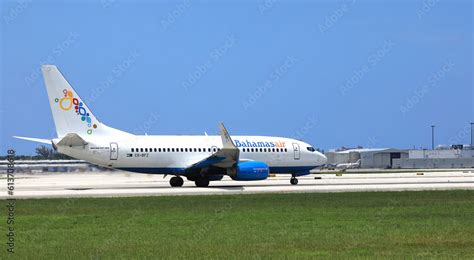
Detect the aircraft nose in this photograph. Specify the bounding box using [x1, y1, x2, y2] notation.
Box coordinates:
[316, 152, 327, 165]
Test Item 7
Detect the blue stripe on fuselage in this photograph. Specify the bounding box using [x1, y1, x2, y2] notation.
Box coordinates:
[116, 166, 317, 175]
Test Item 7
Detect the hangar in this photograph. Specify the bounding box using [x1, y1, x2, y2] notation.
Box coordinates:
[326, 148, 409, 169]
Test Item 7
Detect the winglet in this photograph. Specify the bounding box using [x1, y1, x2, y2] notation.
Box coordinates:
[219, 123, 237, 149]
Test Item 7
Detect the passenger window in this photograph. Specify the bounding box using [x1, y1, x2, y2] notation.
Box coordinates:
[285, 148, 288, 152]
[141, 148, 144, 152]
[272, 148, 275, 152]
[180, 148, 183, 152]
[171, 148, 175, 152]
[131, 148, 134, 152]
[208, 148, 211, 152]
[149, 148, 152, 152]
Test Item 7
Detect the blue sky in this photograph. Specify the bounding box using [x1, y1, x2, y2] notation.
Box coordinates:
[1, 0, 472, 155]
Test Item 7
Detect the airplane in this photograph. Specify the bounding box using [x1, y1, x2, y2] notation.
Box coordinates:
[14, 65, 327, 187]
[336, 159, 361, 170]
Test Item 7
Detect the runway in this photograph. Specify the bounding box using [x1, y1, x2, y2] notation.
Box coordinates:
[2, 170, 474, 199]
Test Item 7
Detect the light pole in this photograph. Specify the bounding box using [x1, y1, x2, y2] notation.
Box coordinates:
[431, 125, 436, 150]
[471, 123, 474, 149]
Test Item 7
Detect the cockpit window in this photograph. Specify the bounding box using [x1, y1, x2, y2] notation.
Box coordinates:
[307, 147, 316, 152]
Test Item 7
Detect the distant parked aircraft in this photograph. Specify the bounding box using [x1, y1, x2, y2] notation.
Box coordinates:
[336, 159, 361, 170]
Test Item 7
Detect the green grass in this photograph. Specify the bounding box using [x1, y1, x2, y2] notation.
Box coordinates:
[9, 191, 474, 259]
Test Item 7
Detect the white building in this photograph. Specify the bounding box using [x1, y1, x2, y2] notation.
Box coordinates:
[326, 148, 409, 169]
[393, 149, 474, 169]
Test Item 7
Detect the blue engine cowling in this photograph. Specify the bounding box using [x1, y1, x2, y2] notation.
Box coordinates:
[231, 161, 269, 181]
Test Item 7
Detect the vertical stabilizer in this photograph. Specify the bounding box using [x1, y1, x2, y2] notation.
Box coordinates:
[42, 65, 131, 138]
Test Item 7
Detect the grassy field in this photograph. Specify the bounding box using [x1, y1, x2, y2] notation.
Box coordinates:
[8, 191, 474, 259]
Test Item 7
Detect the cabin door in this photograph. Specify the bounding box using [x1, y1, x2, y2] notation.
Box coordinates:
[292, 143, 300, 160]
[110, 142, 119, 160]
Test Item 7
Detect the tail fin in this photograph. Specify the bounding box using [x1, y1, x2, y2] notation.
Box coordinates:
[42, 65, 132, 139]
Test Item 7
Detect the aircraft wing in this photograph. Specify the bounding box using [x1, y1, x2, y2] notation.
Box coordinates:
[187, 123, 240, 169]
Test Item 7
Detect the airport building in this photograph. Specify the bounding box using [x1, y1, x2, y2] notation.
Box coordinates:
[325, 148, 409, 169]
[393, 148, 474, 169]
[326, 145, 474, 169]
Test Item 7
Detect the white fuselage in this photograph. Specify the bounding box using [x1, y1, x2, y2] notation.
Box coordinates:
[16, 65, 328, 186]
[56, 135, 327, 175]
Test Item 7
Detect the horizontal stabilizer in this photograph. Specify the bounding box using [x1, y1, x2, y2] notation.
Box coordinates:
[56, 133, 88, 147]
[13, 136, 51, 144]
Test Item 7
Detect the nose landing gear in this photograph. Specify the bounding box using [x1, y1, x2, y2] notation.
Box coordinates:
[170, 176, 184, 187]
[290, 176, 299, 185]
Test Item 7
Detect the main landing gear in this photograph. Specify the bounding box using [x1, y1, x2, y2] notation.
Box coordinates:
[170, 176, 184, 187]
[290, 175, 299, 185]
[195, 179, 210, 187]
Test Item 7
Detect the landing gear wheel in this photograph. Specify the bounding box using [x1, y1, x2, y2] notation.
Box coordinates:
[195, 179, 210, 187]
[170, 176, 184, 187]
[290, 177, 298, 185]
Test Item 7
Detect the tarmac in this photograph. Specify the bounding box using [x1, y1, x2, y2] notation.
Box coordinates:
[1, 170, 474, 199]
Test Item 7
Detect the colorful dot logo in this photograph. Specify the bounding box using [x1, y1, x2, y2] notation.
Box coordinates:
[57, 89, 96, 135]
